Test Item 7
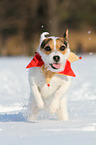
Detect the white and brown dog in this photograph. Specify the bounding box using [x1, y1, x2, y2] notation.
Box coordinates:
[26, 30, 79, 121]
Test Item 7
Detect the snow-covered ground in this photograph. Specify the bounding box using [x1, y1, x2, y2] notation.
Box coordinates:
[0, 55, 96, 145]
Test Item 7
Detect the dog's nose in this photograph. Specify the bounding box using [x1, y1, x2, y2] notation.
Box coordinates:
[53, 55, 60, 62]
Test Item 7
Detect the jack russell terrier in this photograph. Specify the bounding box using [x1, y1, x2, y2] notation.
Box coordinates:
[26, 30, 81, 121]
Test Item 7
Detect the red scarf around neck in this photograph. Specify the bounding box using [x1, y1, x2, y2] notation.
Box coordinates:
[26, 53, 76, 77]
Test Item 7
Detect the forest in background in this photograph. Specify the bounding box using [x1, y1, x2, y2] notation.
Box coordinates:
[0, 0, 96, 56]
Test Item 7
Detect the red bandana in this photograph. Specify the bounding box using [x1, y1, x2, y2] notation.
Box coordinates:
[26, 53, 76, 77]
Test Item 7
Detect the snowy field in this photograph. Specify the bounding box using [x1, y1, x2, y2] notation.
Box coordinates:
[0, 55, 96, 145]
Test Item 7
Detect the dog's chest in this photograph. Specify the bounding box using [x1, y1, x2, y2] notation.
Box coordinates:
[39, 75, 63, 98]
[29, 67, 69, 98]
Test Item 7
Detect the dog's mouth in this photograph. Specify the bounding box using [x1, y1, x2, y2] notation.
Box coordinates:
[50, 63, 61, 69]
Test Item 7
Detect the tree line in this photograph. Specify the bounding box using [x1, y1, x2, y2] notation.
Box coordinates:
[0, 0, 96, 55]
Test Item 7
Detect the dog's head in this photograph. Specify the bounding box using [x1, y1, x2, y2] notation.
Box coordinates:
[38, 30, 70, 72]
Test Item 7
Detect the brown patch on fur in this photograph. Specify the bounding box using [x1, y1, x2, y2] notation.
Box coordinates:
[40, 38, 54, 55]
[40, 37, 68, 55]
[41, 64, 56, 84]
[56, 38, 67, 55]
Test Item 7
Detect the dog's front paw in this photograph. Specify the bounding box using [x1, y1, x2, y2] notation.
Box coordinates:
[49, 101, 58, 113]
[37, 101, 44, 109]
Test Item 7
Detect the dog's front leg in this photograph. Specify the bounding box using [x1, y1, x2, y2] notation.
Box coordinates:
[49, 86, 64, 114]
[49, 80, 70, 114]
[30, 82, 44, 109]
[57, 96, 68, 121]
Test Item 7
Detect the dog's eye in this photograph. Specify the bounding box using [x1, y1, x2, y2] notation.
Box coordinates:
[44, 46, 51, 51]
[60, 46, 66, 51]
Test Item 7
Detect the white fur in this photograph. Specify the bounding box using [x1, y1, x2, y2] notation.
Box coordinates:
[26, 32, 71, 121]
[40, 32, 49, 46]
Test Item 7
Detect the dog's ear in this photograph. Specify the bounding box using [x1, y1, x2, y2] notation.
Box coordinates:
[40, 32, 49, 43]
[63, 29, 68, 41]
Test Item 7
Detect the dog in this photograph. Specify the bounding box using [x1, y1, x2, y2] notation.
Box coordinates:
[26, 30, 75, 121]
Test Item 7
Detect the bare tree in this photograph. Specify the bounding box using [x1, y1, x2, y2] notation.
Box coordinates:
[47, 0, 59, 35]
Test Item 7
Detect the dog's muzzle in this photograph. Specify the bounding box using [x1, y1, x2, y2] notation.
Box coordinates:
[49, 55, 61, 69]
[50, 63, 61, 69]
[53, 55, 60, 62]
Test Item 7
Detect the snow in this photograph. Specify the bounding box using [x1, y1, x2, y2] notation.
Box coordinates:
[0, 55, 96, 145]
[88, 30, 91, 34]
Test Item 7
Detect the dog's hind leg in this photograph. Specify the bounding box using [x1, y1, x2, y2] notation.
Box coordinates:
[57, 96, 68, 121]
[27, 106, 39, 121]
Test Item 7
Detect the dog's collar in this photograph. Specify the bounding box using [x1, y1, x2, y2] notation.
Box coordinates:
[26, 52, 76, 77]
